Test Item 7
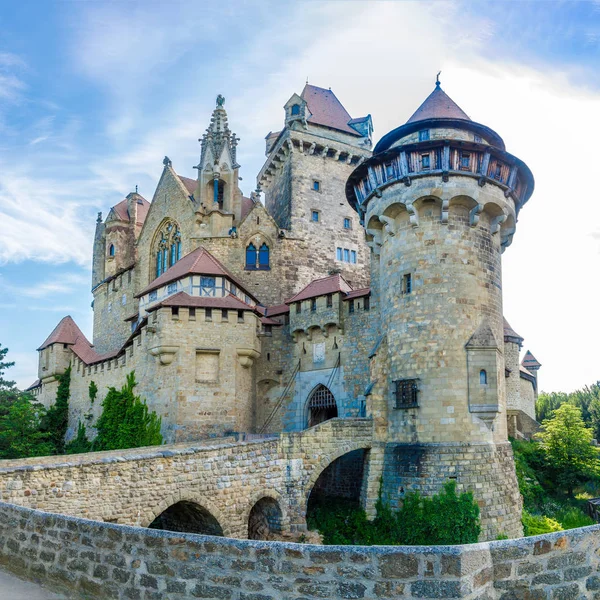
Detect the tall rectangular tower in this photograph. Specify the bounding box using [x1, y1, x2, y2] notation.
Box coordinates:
[258, 85, 373, 290]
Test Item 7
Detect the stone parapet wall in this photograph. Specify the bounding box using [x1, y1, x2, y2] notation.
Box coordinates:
[1, 501, 600, 599]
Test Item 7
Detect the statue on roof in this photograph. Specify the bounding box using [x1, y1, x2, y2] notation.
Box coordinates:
[216, 94, 225, 107]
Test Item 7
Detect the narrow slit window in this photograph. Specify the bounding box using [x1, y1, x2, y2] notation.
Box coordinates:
[205, 308, 212, 321]
[313, 180, 320, 192]
[222, 309, 228, 321]
[296, 302, 301, 314]
[403, 273, 412, 295]
[349, 299, 355, 314]
[311, 210, 319, 222]
[326, 294, 333, 308]
[344, 217, 351, 229]
[237, 310, 244, 323]
[480, 369, 488, 385]
[310, 298, 317, 312]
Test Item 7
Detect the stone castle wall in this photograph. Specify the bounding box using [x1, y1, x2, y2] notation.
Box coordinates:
[1, 501, 600, 600]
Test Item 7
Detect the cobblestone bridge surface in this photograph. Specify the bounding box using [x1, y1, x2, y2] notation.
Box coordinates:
[0, 418, 376, 538]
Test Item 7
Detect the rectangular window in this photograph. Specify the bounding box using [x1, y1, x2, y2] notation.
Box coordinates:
[336, 247, 343, 261]
[344, 218, 351, 229]
[403, 273, 412, 295]
[349, 299, 355, 314]
[344, 249, 350, 262]
[222, 309, 228, 321]
[460, 152, 471, 170]
[237, 310, 244, 323]
[310, 298, 317, 312]
[385, 163, 394, 179]
[171, 307, 179, 318]
[326, 294, 333, 308]
[364, 296, 370, 311]
[230, 284, 237, 296]
[494, 163, 503, 180]
[421, 154, 430, 169]
[350, 250, 357, 264]
[167, 282, 177, 294]
[313, 180, 320, 192]
[205, 308, 212, 321]
[419, 129, 430, 141]
[311, 210, 319, 222]
[200, 276, 216, 288]
[394, 379, 419, 409]
[189, 308, 196, 320]
[296, 302, 301, 314]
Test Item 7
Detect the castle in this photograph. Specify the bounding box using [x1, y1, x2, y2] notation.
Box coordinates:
[26, 82, 541, 538]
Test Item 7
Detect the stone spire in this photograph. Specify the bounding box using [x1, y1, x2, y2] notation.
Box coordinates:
[198, 95, 240, 170]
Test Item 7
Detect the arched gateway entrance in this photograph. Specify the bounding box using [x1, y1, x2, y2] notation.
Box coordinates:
[307, 384, 337, 427]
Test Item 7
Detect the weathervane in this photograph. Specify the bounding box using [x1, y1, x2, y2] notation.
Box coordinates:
[436, 71, 441, 87]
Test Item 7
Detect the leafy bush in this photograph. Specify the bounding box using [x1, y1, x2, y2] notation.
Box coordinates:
[88, 381, 98, 404]
[522, 510, 562, 536]
[40, 365, 71, 454]
[94, 372, 162, 451]
[308, 481, 481, 546]
[65, 422, 92, 455]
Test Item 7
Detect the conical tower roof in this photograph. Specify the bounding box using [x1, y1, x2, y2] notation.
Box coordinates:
[521, 350, 541, 371]
[406, 83, 470, 124]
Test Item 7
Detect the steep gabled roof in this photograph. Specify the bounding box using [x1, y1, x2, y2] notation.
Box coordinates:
[110, 193, 151, 225]
[406, 84, 470, 124]
[301, 84, 361, 136]
[136, 246, 254, 300]
[522, 350, 542, 370]
[38, 316, 90, 351]
[287, 273, 353, 304]
[241, 196, 255, 221]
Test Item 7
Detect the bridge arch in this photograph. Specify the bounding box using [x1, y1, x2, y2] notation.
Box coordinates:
[245, 490, 287, 540]
[303, 443, 372, 520]
[144, 492, 231, 537]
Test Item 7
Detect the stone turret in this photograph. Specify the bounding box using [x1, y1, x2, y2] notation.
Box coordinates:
[194, 95, 243, 232]
[346, 80, 535, 539]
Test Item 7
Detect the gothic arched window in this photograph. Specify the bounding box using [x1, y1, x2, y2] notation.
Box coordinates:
[108, 244, 115, 257]
[258, 243, 270, 270]
[245, 243, 257, 270]
[154, 221, 181, 278]
[480, 369, 488, 385]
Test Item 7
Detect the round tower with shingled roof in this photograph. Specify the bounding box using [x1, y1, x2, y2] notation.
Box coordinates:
[346, 80, 535, 539]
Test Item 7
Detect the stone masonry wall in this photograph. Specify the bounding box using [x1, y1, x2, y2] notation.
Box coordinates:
[2, 501, 600, 599]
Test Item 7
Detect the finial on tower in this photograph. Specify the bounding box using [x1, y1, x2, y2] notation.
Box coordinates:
[163, 156, 172, 167]
[135, 184, 138, 194]
[216, 94, 225, 107]
[436, 71, 441, 87]
[96, 211, 102, 223]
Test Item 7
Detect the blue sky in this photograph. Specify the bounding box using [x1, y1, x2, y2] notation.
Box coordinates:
[0, 0, 599, 392]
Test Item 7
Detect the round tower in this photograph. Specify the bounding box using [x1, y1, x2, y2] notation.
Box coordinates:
[346, 81, 534, 539]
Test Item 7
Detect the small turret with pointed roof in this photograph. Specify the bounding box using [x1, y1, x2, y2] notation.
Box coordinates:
[522, 350, 541, 372]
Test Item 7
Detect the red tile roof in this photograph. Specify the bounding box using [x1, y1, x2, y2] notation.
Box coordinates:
[406, 85, 470, 124]
[503, 318, 524, 343]
[265, 304, 290, 317]
[136, 246, 254, 300]
[522, 350, 541, 370]
[147, 292, 255, 313]
[178, 175, 197, 195]
[261, 316, 283, 326]
[301, 84, 360, 136]
[344, 287, 370, 300]
[38, 316, 90, 351]
[111, 193, 151, 225]
[241, 196, 254, 220]
[287, 274, 352, 303]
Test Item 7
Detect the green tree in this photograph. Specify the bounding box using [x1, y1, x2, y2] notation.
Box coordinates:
[40, 366, 71, 454]
[536, 391, 568, 423]
[88, 380, 98, 404]
[536, 403, 600, 497]
[65, 421, 92, 455]
[0, 394, 53, 459]
[0, 344, 15, 391]
[94, 372, 162, 451]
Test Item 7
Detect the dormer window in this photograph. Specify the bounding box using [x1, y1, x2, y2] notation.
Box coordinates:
[419, 130, 430, 141]
[291, 104, 301, 116]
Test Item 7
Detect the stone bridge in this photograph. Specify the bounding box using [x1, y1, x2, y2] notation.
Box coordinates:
[0, 418, 377, 539]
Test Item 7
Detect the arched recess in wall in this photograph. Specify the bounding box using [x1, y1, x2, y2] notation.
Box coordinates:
[305, 448, 370, 533]
[148, 500, 224, 536]
[151, 219, 182, 280]
[306, 384, 337, 428]
[247, 496, 284, 540]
